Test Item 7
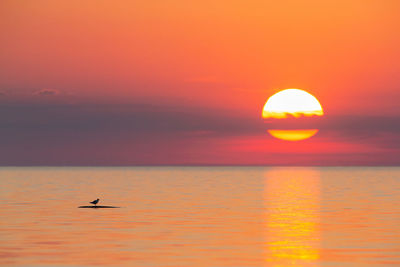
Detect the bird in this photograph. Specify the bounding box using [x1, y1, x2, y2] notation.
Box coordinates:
[90, 198, 99, 206]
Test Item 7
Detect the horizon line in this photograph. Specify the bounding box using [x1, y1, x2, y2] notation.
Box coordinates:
[0, 165, 399, 168]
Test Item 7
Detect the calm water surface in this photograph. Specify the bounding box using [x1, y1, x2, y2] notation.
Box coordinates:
[0, 167, 400, 266]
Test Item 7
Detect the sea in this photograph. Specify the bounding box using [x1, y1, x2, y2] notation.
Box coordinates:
[0, 167, 399, 266]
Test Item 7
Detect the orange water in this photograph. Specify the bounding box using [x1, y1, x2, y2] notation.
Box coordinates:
[0, 167, 400, 266]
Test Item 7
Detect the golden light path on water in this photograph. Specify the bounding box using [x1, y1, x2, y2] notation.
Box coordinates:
[264, 168, 320, 266]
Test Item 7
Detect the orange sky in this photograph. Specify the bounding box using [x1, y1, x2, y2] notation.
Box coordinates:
[0, 0, 400, 165]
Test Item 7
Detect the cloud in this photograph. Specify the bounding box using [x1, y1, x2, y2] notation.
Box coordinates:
[184, 76, 222, 84]
[0, 102, 399, 165]
[0, 102, 399, 137]
[0, 103, 262, 136]
[34, 88, 59, 96]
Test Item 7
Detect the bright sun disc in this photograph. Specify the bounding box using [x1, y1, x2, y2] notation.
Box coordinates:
[262, 89, 324, 141]
[262, 89, 323, 119]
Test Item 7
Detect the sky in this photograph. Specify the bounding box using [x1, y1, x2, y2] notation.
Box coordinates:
[1, 0, 400, 165]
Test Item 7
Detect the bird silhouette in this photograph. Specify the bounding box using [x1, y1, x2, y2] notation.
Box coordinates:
[90, 199, 99, 206]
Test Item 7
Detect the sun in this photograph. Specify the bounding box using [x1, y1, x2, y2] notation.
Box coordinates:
[262, 89, 324, 141]
[262, 89, 323, 119]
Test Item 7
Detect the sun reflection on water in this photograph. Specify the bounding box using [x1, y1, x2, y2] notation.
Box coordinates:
[264, 168, 320, 266]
